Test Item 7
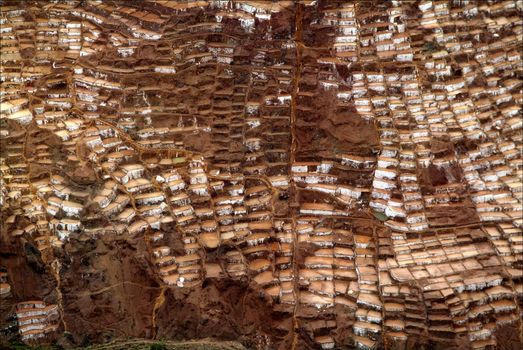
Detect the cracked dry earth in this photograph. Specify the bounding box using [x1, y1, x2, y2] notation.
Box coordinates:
[0, 1, 523, 350]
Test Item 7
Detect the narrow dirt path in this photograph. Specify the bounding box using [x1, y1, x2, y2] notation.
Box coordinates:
[290, 4, 303, 350]
[51, 259, 67, 332]
[151, 286, 167, 339]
